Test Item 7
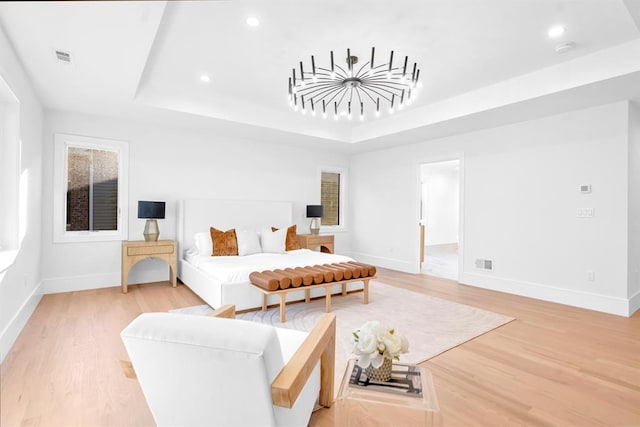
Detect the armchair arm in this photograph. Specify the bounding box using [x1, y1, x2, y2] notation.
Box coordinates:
[209, 304, 236, 319]
[271, 313, 336, 409]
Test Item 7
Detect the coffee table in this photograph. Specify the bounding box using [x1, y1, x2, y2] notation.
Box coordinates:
[335, 359, 441, 426]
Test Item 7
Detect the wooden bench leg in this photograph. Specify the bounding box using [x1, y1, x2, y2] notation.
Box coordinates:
[305, 288, 310, 303]
[341, 283, 347, 296]
[325, 286, 332, 313]
[280, 293, 287, 323]
[262, 294, 268, 311]
[363, 279, 369, 304]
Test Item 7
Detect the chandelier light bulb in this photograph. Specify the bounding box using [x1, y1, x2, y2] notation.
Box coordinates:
[287, 47, 420, 120]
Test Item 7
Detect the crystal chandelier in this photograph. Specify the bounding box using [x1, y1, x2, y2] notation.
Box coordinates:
[288, 47, 421, 120]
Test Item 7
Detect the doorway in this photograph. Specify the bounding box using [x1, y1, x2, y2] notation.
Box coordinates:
[419, 159, 460, 280]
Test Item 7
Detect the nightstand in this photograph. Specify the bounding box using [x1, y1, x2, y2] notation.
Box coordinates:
[121, 240, 177, 293]
[296, 234, 334, 254]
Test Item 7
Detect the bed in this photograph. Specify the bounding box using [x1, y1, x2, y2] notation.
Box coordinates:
[176, 199, 365, 311]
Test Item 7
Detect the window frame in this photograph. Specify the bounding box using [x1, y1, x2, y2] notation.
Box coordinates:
[53, 133, 129, 243]
[318, 166, 347, 232]
[0, 75, 20, 272]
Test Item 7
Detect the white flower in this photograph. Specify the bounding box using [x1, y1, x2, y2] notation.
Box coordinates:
[351, 321, 409, 369]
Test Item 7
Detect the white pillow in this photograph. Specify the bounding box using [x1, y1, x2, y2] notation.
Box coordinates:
[194, 232, 213, 256]
[260, 228, 286, 254]
[236, 229, 262, 256]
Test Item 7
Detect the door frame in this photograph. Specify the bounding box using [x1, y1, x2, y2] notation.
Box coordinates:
[415, 154, 465, 279]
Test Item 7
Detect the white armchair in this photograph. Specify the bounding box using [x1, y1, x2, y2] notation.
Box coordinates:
[121, 305, 336, 427]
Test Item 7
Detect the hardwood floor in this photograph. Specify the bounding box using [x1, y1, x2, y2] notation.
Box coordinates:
[2, 272, 639, 426]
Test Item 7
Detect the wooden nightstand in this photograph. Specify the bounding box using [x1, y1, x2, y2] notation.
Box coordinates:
[121, 240, 177, 293]
[296, 234, 335, 254]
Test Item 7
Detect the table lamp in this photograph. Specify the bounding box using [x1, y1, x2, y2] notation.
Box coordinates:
[138, 201, 166, 242]
[306, 204, 323, 235]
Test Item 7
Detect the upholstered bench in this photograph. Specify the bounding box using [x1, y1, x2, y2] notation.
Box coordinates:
[250, 262, 376, 322]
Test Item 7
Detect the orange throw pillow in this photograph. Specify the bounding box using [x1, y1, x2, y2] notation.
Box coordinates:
[210, 227, 238, 256]
[271, 225, 301, 251]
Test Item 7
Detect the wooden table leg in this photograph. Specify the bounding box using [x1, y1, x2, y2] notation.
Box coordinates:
[280, 294, 286, 323]
[363, 279, 369, 304]
[325, 286, 332, 313]
[262, 294, 267, 311]
[342, 283, 347, 296]
[305, 288, 310, 303]
[169, 262, 177, 288]
[121, 267, 128, 294]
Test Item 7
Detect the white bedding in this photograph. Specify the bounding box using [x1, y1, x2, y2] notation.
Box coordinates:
[185, 249, 355, 284]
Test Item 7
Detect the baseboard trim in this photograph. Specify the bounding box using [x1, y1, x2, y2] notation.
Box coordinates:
[628, 289, 640, 316]
[460, 271, 632, 317]
[43, 269, 169, 294]
[349, 252, 418, 274]
[0, 281, 43, 363]
[43, 272, 120, 294]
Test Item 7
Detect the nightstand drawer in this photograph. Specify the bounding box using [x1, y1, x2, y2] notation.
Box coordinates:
[296, 234, 334, 254]
[306, 236, 330, 245]
[127, 245, 174, 256]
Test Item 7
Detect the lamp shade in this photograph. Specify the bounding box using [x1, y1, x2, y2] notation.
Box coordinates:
[138, 201, 166, 219]
[306, 205, 323, 218]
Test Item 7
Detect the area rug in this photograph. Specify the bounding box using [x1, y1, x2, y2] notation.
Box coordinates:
[170, 281, 514, 386]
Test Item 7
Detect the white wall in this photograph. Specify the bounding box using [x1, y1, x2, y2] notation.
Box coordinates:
[40, 111, 351, 293]
[628, 101, 640, 314]
[0, 25, 44, 362]
[351, 101, 634, 316]
[421, 161, 459, 246]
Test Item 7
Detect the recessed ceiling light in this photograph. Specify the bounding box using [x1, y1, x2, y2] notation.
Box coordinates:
[246, 16, 260, 27]
[200, 74, 211, 83]
[548, 25, 566, 38]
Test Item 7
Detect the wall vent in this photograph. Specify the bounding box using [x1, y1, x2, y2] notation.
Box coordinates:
[475, 258, 493, 271]
[55, 50, 72, 64]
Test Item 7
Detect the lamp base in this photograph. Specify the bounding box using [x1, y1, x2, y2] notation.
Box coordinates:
[309, 218, 321, 235]
[143, 219, 160, 242]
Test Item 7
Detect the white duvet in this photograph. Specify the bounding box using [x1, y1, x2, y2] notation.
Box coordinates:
[185, 249, 355, 284]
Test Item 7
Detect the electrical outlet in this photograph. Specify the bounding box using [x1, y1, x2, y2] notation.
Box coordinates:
[586, 271, 595, 282]
[576, 208, 594, 218]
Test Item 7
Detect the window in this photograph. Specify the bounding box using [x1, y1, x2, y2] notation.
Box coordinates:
[320, 167, 347, 230]
[0, 75, 19, 255]
[54, 133, 128, 242]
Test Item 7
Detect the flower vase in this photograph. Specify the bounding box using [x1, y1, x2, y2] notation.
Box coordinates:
[365, 357, 393, 382]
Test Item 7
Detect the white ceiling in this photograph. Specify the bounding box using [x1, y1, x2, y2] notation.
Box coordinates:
[1, 0, 640, 151]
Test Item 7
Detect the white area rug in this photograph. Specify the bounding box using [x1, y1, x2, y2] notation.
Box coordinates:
[171, 281, 514, 384]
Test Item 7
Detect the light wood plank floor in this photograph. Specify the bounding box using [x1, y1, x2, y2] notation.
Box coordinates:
[2, 271, 639, 426]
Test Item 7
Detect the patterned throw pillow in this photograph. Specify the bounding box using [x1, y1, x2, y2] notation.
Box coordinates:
[209, 227, 238, 256]
[271, 225, 302, 251]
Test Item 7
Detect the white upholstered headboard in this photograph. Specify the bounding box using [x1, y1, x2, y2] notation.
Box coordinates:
[177, 199, 293, 257]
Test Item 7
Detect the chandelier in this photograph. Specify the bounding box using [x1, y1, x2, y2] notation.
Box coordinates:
[288, 47, 421, 120]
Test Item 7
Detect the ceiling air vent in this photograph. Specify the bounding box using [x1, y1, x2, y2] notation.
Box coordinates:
[54, 49, 72, 64]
